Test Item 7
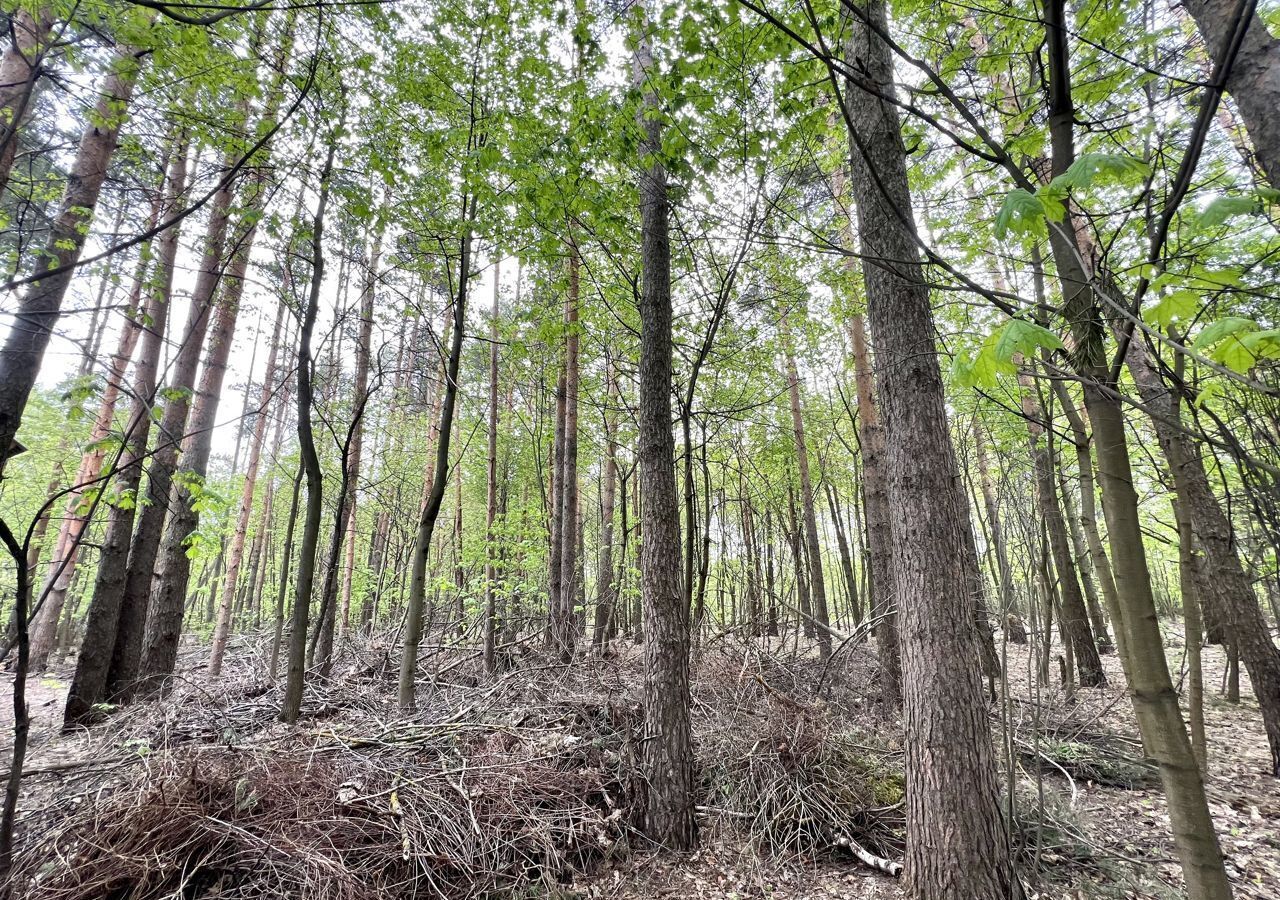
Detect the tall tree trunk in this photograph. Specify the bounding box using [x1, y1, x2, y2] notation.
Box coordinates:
[208, 301, 286, 675]
[1052, 380, 1124, 662]
[0, 6, 55, 198]
[0, 41, 143, 477]
[397, 193, 475, 710]
[1181, 0, 1280, 190]
[593, 354, 620, 648]
[845, 315, 901, 708]
[61, 140, 189, 724]
[974, 420, 1017, 622]
[1042, 2, 1231, 892]
[554, 242, 581, 661]
[1019, 362, 1105, 686]
[483, 259, 501, 672]
[338, 223, 383, 644]
[138, 203, 253, 688]
[1175, 496, 1209, 770]
[280, 126, 339, 724]
[633, 0, 695, 849]
[782, 317, 832, 657]
[840, 4, 1018, 895]
[824, 482, 861, 626]
[114, 167, 235, 691]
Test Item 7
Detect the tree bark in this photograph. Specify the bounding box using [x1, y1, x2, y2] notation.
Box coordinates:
[554, 241, 581, 660]
[398, 193, 475, 710]
[845, 315, 901, 708]
[280, 126, 339, 724]
[1181, 0, 1280, 190]
[0, 41, 143, 478]
[29, 149, 170, 670]
[0, 6, 55, 198]
[61, 140, 189, 725]
[592, 354, 620, 648]
[208, 300, 286, 675]
[841, 4, 1018, 895]
[633, 0, 695, 849]
[1127, 337, 1280, 775]
[1018, 362, 1105, 686]
[483, 259, 501, 672]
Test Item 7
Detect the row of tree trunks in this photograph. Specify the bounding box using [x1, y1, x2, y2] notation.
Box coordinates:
[1041, 0, 1231, 893]
[1018, 361, 1105, 686]
[61, 136, 191, 724]
[28, 148, 171, 669]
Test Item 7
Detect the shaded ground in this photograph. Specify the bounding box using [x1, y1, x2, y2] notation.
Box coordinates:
[0, 626, 1276, 899]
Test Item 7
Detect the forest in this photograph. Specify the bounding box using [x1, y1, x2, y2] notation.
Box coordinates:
[0, 0, 1277, 897]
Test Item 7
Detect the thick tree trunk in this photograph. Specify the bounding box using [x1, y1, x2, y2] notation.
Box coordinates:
[114, 170, 235, 691]
[139, 207, 255, 688]
[1019, 364, 1106, 686]
[633, 0, 695, 849]
[0, 42, 143, 478]
[841, 4, 1018, 895]
[62, 141, 189, 725]
[1181, 0, 1280, 190]
[28, 152, 170, 670]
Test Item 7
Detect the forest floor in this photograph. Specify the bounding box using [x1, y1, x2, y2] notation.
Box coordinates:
[1, 626, 1277, 900]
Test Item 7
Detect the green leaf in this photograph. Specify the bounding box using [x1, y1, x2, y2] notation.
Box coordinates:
[992, 319, 1065, 363]
[1193, 316, 1256, 351]
[994, 189, 1047, 239]
[1145, 290, 1199, 329]
[1049, 152, 1149, 193]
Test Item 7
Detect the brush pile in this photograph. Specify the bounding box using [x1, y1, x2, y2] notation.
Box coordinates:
[5, 639, 915, 899]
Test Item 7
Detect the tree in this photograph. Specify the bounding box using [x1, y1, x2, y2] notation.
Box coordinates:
[837, 3, 1020, 895]
[633, 0, 695, 850]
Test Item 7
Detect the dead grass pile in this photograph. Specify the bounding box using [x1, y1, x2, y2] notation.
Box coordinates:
[7, 704, 635, 900]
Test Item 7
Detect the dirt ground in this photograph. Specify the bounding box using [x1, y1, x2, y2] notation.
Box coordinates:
[1, 629, 1277, 900]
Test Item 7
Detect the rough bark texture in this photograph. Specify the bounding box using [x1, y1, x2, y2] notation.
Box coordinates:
[62, 142, 189, 724]
[138, 209, 252, 689]
[0, 43, 142, 479]
[1182, 0, 1280, 190]
[634, 0, 695, 850]
[115, 172, 235, 691]
[842, 4, 1018, 895]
